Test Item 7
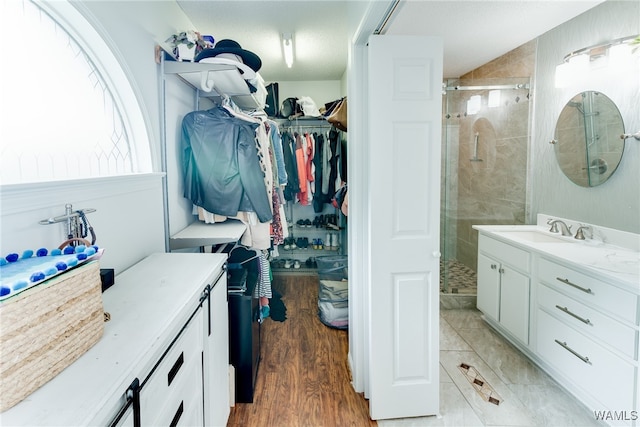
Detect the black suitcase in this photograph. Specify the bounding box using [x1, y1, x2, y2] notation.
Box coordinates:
[265, 82, 279, 117]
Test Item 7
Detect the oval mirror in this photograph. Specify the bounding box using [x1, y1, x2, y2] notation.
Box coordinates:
[553, 91, 625, 187]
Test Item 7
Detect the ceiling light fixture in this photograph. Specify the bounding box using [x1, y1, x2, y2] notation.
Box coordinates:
[282, 33, 294, 68]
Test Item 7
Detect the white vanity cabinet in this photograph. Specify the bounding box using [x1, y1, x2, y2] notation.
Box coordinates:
[475, 219, 640, 426]
[477, 234, 531, 345]
[536, 256, 639, 418]
[1, 253, 229, 427]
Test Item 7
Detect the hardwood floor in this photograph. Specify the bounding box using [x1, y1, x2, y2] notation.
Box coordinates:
[227, 274, 376, 427]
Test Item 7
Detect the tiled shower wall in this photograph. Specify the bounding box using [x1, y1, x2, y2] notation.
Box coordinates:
[442, 41, 536, 271]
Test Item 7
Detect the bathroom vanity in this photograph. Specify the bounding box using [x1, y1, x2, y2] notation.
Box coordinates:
[475, 215, 639, 426]
[1, 253, 230, 427]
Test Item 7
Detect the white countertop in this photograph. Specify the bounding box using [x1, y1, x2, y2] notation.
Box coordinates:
[473, 224, 640, 293]
[1, 252, 227, 426]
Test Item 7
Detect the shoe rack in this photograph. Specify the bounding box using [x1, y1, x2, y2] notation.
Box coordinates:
[271, 200, 346, 273]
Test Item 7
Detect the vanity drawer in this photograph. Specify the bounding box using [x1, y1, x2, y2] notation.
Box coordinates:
[538, 283, 638, 359]
[538, 257, 638, 324]
[537, 308, 636, 411]
[151, 361, 203, 427]
[140, 311, 203, 424]
[479, 234, 530, 273]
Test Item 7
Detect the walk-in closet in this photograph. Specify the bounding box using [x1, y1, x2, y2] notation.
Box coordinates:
[158, 34, 349, 409]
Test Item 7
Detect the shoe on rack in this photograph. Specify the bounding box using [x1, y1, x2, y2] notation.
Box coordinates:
[296, 237, 304, 249]
[304, 218, 312, 228]
[317, 238, 324, 250]
[328, 233, 338, 250]
[284, 259, 292, 269]
[293, 260, 301, 269]
[296, 219, 305, 228]
[302, 237, 309, 249]
[305, 257, 313, 268]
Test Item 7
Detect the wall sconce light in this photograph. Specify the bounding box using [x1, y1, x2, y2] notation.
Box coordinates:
[487, 90, 501, 108]
[282, 33, 294, 68]
[555, 34, 639, 88]
[466, 95, 481, 115]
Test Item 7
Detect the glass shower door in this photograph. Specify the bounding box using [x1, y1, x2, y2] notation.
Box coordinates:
[440, 77, 531, 295]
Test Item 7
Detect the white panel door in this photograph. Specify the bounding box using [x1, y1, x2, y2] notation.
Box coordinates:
[367, 35, 442, 420]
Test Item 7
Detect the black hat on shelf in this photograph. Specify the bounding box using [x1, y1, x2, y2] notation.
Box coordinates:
[195, 39, 262, 72]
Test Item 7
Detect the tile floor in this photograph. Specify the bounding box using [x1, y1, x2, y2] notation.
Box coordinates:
[440, 259, 477, 295]
[378, 308, 604, 427]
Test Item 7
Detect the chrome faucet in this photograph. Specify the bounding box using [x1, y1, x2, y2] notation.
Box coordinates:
[547, 219, 573, 236]
[574, 225, 592, 240]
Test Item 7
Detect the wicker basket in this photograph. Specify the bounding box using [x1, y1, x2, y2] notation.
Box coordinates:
[0, 261, 104, 412]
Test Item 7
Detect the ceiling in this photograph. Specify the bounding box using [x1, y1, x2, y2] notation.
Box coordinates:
[178, 0, 604, 82]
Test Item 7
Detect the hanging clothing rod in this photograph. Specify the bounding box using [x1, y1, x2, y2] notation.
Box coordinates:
[280, 123, 334, 130]
[445, 83, 530, 91]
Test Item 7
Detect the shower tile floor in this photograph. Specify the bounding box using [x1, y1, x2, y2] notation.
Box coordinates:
[440, 259, 477, 294]
[440, 259, 477, 310]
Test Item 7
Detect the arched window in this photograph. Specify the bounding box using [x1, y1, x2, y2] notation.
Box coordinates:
[0, 0, 151, 185]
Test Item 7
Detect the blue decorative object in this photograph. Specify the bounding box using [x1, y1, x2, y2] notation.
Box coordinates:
[30, 272, 45, 282]
[0, 245, 104, 301]
[44, 267, 58, 276]
[13, 281, 28, 291]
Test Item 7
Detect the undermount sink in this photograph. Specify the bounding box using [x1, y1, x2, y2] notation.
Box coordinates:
[495, 230, 572, 244]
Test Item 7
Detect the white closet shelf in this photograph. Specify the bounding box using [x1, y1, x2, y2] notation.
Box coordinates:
[163, 60, 262, 110]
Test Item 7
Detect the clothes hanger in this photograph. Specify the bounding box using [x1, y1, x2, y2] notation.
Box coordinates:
[228, 242, 262, 265]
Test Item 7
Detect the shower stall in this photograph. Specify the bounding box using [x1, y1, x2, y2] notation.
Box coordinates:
[440, 78, 532, 295]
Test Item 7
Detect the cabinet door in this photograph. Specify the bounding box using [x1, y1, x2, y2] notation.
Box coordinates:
[499, 267, 530, 344]
[203, 278, 230, 426]
[477, 253, 501, 321]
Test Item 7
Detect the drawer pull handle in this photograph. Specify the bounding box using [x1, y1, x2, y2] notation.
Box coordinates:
[555, 339, 592, 365]
[167, 352, 184, 386]
[490, 264, 497, 270]
[555, 305, 592, 325]
[556, 277, 592, 294]
[169, 401, 184, 427]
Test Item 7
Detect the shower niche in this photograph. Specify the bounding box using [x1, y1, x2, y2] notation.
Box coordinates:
[441, 78, 531, 298]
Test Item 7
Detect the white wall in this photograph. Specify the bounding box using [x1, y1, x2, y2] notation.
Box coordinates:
[531, 0, 639, 233]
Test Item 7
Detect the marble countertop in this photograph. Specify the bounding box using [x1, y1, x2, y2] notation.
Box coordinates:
[473, 224, 639, 293]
